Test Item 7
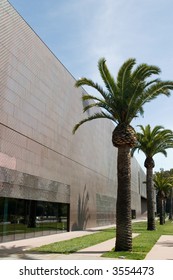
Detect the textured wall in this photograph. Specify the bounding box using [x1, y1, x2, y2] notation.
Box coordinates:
[0, 0, 146, 230]
[0, 166, 70, 203]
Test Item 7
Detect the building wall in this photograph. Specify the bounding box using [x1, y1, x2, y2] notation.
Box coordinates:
[0, 0, 146, 233]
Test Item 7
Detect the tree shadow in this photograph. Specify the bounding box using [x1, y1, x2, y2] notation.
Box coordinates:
[0, 245, 36, 259]
[158, 241, 173, 247]
[72, 185, 90, 230]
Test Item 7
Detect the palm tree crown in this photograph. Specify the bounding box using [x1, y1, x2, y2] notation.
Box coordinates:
[73, 58, 173, 135]
[154, 172, 172, 194]
[154, 172, 173, 225]
[131, 125, 173, 165]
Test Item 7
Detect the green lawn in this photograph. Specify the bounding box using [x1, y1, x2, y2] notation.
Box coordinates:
[103, 220, 173, 259]
[31, 220, 173, 260]
[32, 227, 115, 254]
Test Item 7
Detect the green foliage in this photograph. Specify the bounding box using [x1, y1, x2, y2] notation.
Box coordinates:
[32, 221, 173, 259]
[154, 172, 173, 194]
[131, 125, 173, 158]
[73, 58, 173, 133]
[32, 228, 115, 254]
[103, 221, 173, 260]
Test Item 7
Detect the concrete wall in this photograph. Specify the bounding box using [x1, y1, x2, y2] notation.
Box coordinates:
[0, 0, 146, 230]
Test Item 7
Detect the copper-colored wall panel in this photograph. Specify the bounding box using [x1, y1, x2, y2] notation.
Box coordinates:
[0, 0, 146, 231]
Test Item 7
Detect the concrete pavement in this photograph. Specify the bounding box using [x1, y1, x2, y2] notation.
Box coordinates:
[145, 235, 173, 260]
[0, 225, 116, 260]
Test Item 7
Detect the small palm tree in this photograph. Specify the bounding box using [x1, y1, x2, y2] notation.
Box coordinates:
[159, 169, 173, 220]
[131, 125, 173, 230]
[169, 187, 173, 220]
[73, 58, 173, 251]
[154, 172, 173, 225]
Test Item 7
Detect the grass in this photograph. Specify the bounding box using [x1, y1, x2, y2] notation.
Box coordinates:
[32, 227, 115, 254]
[103, 220, 173, 259]
[32, 220, 173, 259]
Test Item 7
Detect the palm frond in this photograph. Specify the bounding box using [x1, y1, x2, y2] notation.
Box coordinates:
[131, 146, 140, 157]
[154, 172, 173, 193]
[98, 58, 117, 97]
[143, 78, 161, 89]
[140, 81, 173, 105]
[116, 58, 136, 98]
[72, 112, 116, 134]
[82, 94, 121, 119]
[125, 79, 160, 122]
[82, 102, 114, 116]
[82, 94, 104, 103]
[75, 78, 110, 101]
[132, 125, 173, 158]
[74, 57, 173, 133]
[131, 64, 161, 81]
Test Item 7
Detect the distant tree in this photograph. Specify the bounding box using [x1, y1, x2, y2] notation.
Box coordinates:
[169, 187, 173, 220]
[73, 58, 173, 251]
[160, 169, 173, 220]
[154, 172, 173, 224]
[131, 125, 173, 230]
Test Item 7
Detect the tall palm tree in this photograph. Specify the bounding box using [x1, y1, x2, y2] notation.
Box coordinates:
[131, 125, 173, 230]
[154, 172, 173, 225]
[73, 58, 173, 251]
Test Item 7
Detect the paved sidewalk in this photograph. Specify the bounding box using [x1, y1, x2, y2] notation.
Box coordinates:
[0, 225, 116, 260]
[0, 231, 138, 260]
[145, 235, 173, 260]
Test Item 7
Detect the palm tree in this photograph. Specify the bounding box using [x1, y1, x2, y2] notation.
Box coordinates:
[159, 169, 173, 220]
[169, 187, 173, 220]
[131, 125, 173, 230]
[154, 172, 173, 225]
[73, 58, 173, 251]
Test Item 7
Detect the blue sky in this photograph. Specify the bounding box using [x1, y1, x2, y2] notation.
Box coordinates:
[9, 0, 173, 172]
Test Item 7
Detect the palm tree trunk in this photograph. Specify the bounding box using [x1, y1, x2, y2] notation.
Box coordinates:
[169, 188, 173, 220]
[158, 195, 164, 225]
[115, 145, 132, 251]
[146, 167, 156, 230]
[163, 199, 166, 224]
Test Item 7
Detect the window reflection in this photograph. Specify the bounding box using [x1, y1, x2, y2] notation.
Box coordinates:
[0, 197, 69, 243]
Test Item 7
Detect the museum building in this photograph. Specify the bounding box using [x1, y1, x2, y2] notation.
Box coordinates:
[0, 0, 147, 242]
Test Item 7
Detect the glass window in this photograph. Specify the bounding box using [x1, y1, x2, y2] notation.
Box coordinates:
[0, 197, 69, 243]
